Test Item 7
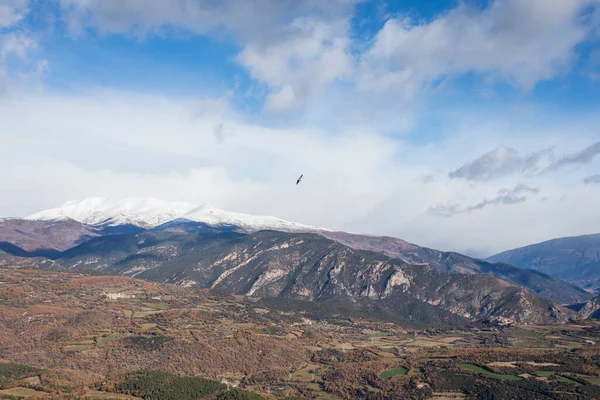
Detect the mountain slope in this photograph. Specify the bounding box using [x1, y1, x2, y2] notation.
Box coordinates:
[53, 229, 576, 327]
[16, 198, 591, 304]
[321, 231, 591, 304]
[0, 218, 100, 252]
[0, 248, 61, 269]
[488, 233, 600, 291]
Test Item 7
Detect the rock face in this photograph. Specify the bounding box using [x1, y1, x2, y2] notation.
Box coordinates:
[488, 233, 600, 292]
[578, 295, 600, 319]
[321, 232, 592, 304]
[52, 230, 576, 327]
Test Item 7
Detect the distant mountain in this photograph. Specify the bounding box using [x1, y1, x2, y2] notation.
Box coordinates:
[51, 229, 576, 327]
[26, 197, 328, 233]
[0, 217, 144, 254]
[0, 218, 100, 252]
[488, 233, 600, 292]
[321, 232, 592, 304]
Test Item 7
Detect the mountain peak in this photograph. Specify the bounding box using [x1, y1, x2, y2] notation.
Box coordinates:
[25, 197, 328, 232]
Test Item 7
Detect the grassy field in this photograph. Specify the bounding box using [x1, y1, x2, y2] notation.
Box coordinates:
[64, 343, 96, 352]
[380, 367, 408, 380]
[0, 387, 50, 398]
[144, 302, 169, 310]
[460, 364, 522, 381]
[535, 371, 555, 377]
[86, 391, 143, 399]
[582, 376, 600, 385]
[555, 375, 583, 386]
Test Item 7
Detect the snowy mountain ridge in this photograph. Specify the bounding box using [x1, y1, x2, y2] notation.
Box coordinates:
[25, 197, 329, 232]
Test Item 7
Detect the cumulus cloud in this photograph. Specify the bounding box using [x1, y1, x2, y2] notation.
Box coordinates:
[47, 0, 600, 112]
[428, 184, 539, 217]
[238, 18, 352, 110]
[54, 0, 356, 111]
[55, 0, 356, 40]
[358, 0, 597, 96]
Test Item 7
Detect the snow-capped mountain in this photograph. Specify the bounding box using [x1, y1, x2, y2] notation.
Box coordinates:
[5, 197, 590, 306]
[25, 197, 329, 232]
[26, 198, 196, 228]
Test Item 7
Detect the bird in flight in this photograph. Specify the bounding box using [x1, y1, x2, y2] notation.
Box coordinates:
[296, 174, 303, 185]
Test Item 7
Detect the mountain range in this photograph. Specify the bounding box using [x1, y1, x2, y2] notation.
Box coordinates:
[0, 197, 596, 328]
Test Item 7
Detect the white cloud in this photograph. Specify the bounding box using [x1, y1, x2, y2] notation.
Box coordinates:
[0, 32, 36, 60]
[53, 0, 357, 111]
[448, 145, 552, 182]
[0, 0, 28, 28]
[447, 140, 600, 182]
[55, 0, 357, 39]
[0, 0, 48, 93]
[238, 18, 352, 110]
[1, 91, 600, 257]
[0, 31, 46, 95]
[41, 0, 600, 112]
[358, 0, 598, 94]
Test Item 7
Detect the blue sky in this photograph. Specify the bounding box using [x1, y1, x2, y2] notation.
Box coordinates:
[1, 0, 600, 256]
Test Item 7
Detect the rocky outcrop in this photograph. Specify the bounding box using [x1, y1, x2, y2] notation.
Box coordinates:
[53, 230, 577, 326]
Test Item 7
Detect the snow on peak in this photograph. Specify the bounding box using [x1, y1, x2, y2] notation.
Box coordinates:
[25, 197, 328, 232]
[26, 197, 198, 228]
[182, 204, 326, 232]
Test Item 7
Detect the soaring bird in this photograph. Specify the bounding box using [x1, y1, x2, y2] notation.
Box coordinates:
[296, 174, 303, 185]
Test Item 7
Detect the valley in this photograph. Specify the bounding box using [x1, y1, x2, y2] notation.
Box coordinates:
[1, 268, 600, 399]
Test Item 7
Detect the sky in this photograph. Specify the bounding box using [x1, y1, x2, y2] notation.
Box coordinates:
[1, 0, 600, 257]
